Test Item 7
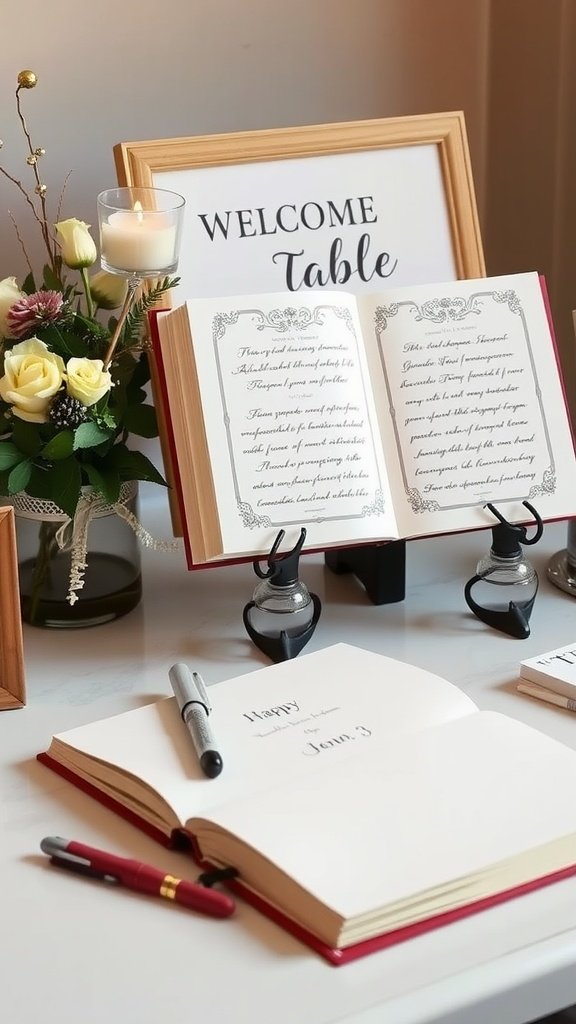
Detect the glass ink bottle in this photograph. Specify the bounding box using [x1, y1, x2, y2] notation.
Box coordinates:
[464, 501, 543, 638]
[243, 528, 321, 662]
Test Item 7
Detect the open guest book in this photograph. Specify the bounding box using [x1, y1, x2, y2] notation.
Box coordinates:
[38, 644, 576, 965]
[150, 270, 576, 566]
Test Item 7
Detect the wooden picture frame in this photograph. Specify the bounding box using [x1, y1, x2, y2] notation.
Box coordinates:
[115, 112, 484, 286]
[0, 506, 25, 709]
[115, 112, 485, 532]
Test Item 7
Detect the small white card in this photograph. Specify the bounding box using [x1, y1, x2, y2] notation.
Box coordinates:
[520, 642, 576, 698]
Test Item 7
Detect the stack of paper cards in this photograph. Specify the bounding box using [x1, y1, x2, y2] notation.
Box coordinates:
[518, 643, 576, 711]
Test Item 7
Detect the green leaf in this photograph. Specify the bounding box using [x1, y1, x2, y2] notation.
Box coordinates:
[93, 406, 118, 431]
[83, 464, 120, 505]
[27, 465, 57, 501]
[22, 271, 36, 294]
[0, 442, 25, 470]
[131, 352, 152, 389]
[104, 443, 131, 469]
[33, 458, 82, 518]
[125, 385, 148, 407]
[41, 430, 74, 460]
[122, 276, 179, 344]
[116, 449, 167, 486]
[8, 459, 32, 493]
[42, 264, 63, 292]
[11, 419, 43, 457]
[112, 351, 139, 389]
[38, 323, 89, 359]
[120, 450, 165, 485]
[0, 468, 12, 495]
[123, 403, 158, 438]
[73, 421, 113, 450]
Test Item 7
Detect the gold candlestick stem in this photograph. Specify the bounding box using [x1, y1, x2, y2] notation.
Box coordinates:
[103, 276, 141, 370]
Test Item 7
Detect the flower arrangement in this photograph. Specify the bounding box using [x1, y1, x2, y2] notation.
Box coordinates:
[0, 70, 181, 622]
[0, 69, 177, 521]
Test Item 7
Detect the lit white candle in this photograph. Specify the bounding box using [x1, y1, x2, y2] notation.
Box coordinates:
[101, 202, 177, 273]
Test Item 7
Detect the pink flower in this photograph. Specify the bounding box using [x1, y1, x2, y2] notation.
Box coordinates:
[7, 289, 65, 339]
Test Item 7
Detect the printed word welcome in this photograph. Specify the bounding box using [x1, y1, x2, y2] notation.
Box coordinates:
[197, 196, 378, 241]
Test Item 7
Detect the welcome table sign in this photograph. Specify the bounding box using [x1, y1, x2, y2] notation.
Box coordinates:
[114, 112, 485, 530]
[115, 112, 484, 297]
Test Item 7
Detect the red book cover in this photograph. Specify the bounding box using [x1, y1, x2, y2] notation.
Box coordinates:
[36, 749, 576, 967]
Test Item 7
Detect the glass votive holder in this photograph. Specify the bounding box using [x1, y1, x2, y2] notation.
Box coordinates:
[97, 186, 185, 278]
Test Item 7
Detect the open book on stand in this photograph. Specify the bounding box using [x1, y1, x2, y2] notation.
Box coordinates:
[150, 271, 576, 566]
[39, 644, 576, 965]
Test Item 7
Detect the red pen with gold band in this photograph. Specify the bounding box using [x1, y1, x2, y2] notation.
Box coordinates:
[40, 836, 235, 918]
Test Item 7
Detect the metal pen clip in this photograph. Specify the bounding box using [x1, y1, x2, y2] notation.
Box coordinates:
[192, 671, 212, 714]
[40, 837, 119, 883]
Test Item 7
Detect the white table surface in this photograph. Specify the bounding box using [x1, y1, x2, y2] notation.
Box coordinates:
[3, 494, 576, 1024]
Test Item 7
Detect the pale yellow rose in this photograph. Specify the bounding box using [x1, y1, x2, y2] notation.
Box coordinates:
[89, 270, 127, 310]
[54, 218, 97, 269]
[0, 276, 25, 338]
[66, 357, 112, 406]
[0, 337, 65, 422]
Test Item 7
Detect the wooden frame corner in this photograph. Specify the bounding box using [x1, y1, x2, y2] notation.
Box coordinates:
[0, 506, 25, 709]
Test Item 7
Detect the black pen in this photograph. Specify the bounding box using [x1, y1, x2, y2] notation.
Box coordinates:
[169, 663, 224, 778]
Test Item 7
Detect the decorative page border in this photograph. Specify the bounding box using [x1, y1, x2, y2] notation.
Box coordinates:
[211, 305, 386, 530]
[374, 289, 555, 513]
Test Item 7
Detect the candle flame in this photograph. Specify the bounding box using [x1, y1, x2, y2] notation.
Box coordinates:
[133, 201, 144, 223]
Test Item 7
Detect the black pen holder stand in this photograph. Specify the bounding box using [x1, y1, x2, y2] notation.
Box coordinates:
[464, 501, 542, 639]
[325, 540, 406, 605]
[243, 527, 322, 662]
[243, 593, 322, 663]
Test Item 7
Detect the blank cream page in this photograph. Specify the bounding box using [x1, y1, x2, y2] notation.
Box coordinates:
[200, 710, 576, 921]
[51, 644, 477, 829]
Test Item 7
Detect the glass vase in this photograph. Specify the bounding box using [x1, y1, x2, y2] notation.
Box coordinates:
[7, 482, 142, 628]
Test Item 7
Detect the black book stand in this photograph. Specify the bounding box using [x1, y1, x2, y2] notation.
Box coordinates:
[324, 540, 406, 606]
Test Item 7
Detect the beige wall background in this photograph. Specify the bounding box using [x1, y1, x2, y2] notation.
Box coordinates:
[485, 0, 576, 417]
[1, 0, 574, 411]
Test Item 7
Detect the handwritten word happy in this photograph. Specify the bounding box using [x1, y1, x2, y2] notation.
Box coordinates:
[243, 700, 300, 723]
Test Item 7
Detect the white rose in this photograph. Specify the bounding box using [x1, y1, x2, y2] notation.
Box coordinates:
[66, 357, 112, 406]
[54, 218, 97, 269]
[0, 337, 65, 422]
[0, 276, 25, 339]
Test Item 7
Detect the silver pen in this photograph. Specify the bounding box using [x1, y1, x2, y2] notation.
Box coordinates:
[169, 663, 224, 778]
